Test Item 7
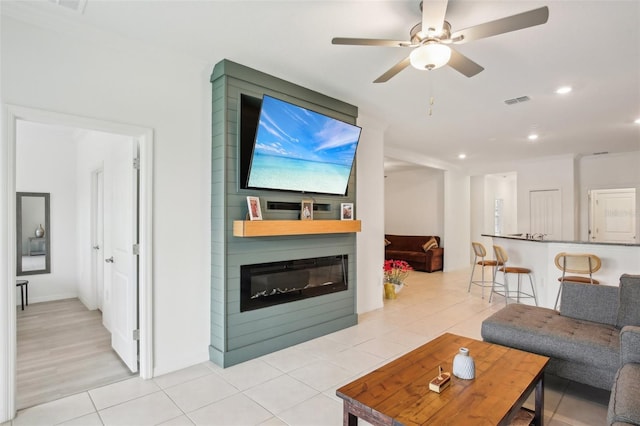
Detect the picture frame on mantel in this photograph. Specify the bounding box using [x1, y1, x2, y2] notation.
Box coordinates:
[301, 199, 313, 220]
[247, 196, 262, 220]
[341, 203, 353, 220]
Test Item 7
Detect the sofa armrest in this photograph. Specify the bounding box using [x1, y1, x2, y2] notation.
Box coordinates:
[621, 325, 640, 365]
[560, 281, 619, 326]
[426, 247, 443, 258]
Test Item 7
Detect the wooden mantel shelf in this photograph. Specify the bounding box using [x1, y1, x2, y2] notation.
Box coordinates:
[233, 220, 362, 237]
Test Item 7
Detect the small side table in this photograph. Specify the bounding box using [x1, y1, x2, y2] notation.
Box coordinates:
[16, 280, 29, 310]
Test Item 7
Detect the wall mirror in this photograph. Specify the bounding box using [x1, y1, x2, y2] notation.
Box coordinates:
[17, 192, 51, 275]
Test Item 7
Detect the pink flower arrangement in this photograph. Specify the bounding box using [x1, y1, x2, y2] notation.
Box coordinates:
[383, 259, 413, 285]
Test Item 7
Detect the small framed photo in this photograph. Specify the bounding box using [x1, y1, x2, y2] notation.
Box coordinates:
[301, 199, 313, 220]
[341, 203, 354, 220]
[247, 196, 262, 221]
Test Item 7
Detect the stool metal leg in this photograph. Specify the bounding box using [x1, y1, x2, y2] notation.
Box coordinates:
[467, 255, 478, 293]
[490, 266, 498, 303]
[528, 274, 538, 306]
[19, 285, 24, 310]
[554, 281, 563, 310]
[503, 273, 510, 305]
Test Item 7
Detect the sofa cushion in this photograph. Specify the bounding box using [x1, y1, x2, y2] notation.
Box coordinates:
[617, 274, 640, 328]
[385, 250, 426, 263]
[482, 303, 620, 371]
[608, 363, 640, 426]
[560, 281, 619, 326]
[422, 237, 438, 252]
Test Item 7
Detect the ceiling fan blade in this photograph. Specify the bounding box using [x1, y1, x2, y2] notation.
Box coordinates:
[447, 48, 484, 77]
[451, 6, 549, 44]
[421, 0, 449, 35]
[373, 56, 411, 83]
[332, 37, 412, 47]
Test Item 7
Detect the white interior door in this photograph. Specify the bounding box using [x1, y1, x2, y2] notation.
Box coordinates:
[590, 188, 636, 243]
[529, 189, 561, 239]
[106, 139, 139, 373]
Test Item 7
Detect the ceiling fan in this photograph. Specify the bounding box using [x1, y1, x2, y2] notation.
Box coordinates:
[332, 0, 549, 82]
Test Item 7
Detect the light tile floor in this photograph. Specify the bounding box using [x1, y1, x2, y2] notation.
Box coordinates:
[5, 268, 611, 425]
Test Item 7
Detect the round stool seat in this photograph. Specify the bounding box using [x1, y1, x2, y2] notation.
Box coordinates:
[558, 276, 599, 284]
[499, 266, 532, 274]
[478, 259, 499, 267]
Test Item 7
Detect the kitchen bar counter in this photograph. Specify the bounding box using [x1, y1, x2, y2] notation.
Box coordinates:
[482, 234, 640, 308]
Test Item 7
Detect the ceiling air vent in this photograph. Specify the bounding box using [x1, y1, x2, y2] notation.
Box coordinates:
[504, 96, 530, 105]
[48, 0, 87, 14]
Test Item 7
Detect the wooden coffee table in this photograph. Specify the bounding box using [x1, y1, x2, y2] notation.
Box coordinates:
[336, 333, 549, 425]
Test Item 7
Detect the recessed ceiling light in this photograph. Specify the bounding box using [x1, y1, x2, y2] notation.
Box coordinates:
[528, 134, 539, 141]
[556, 86, 572, 94]
[458, 154, 466, 159]
[634, 118, 640, 124]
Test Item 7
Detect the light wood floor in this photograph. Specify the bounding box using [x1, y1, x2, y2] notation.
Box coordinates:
[17, 298, 135, 409]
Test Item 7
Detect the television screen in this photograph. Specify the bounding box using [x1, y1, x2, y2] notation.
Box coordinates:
[246, 95, 361, 196]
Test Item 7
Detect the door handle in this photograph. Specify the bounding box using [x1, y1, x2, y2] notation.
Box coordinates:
[105, 257, 114, 263]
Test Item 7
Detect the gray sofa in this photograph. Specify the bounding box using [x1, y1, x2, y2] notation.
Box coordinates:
[481, 274, 640, 425]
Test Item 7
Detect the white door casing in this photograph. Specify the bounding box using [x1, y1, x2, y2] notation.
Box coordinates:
[92, 169, 105, 312]
[529, 189, 562, 239]
[589, 188, 636, 243]
[106, 139, 139, 373]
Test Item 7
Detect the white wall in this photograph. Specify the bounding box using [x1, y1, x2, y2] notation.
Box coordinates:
[356, 114, 385, 313]
[384, 167, 444, 237]
[1, 15, 211, 382]
[578, 151, 640, 241]
[469, 175, 487, 262]
[16, 121, 78, 303]
[443, 170, 470, 271]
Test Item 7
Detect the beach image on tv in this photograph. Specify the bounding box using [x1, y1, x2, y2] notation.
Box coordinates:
[247, 95, 362, 195]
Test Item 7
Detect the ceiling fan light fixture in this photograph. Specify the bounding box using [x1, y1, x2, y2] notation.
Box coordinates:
[409, 42, 451, 70]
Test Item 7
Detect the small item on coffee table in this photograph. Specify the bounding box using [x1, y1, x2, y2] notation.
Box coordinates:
[429, 366, 451, 393]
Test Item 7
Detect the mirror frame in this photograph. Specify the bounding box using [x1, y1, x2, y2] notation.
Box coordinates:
[17, 192, 51, 275]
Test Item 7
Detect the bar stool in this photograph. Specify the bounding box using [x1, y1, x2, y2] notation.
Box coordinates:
[468, 242, 500, 299]
[16, 279, 29, 310]
[490, 245, 538, 306]
[553, 252, 601, 309]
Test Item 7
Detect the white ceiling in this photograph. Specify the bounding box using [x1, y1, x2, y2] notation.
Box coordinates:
[4, 0, 639, 173]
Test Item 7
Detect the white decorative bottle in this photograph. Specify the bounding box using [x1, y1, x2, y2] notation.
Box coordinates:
[453, 347, 475, 380]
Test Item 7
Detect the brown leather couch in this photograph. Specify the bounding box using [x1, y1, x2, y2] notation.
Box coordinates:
[384, 234, 444, 273]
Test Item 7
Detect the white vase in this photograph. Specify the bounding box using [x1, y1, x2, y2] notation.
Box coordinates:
[394, 283, 404, 293]
[453, 347, 475, 380]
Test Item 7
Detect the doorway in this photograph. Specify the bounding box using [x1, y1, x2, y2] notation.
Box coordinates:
[589, 188, 637, 243]
[2, 106, 154, 419]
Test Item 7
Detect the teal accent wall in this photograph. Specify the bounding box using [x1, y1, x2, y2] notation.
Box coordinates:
[210, 60, 359, 367]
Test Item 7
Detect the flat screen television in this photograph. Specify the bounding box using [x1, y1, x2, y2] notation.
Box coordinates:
[244, 94, 361, 196]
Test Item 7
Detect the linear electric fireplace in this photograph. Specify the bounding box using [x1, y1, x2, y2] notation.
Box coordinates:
[241, 255, 348, 312]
